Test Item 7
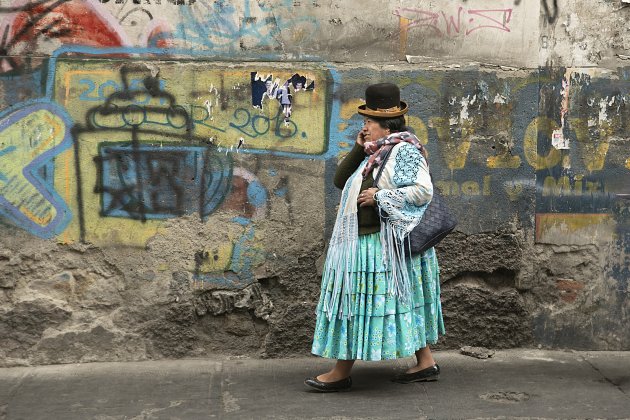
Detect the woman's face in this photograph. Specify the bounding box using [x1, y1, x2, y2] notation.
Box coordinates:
[363, 118, 389, 142]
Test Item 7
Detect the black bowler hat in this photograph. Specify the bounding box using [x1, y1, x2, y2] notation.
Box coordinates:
[357, 83, 408, 118]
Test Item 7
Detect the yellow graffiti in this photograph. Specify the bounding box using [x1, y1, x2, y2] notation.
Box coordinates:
[436, 180, 459, 196]
[542, 175, 602, 197]
[0, 110, 66, 228]
[198, 243, 234, 273]
[52, 61, 329, 246]
[338, 98, 364, 132]
[573, 175, 583, 196]
[536, 213, 614, 244]
[435, 176, 491, 197]
[407, 115, 429, 145]
[395, 75, 445, 97]
[523, 117, 562, 170]
[486, 153, 521, 169]
[461, 181, 480, 195]
[19, 206, 53, 226]
[483, 175, 491, 196]
[54, 126, 168, 246]
[429, 117, 474, 170]
[511, 73, 556, 96]
[55, 62, 328, 155]
[569, 117, 610, 172]
[542, 176, 571, 196]
[626, 158, 630, 170]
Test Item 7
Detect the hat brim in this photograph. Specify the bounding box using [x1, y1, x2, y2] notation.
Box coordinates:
[358, 101, 408, 118]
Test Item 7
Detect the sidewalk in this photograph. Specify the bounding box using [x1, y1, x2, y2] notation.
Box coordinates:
[1, 350, 629, 419]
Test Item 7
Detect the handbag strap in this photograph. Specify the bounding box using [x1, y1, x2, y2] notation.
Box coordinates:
[373, 147, 394, 188]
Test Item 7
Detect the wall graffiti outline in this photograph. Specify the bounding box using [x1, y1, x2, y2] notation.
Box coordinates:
[0, 100, 73, 238]
[96, 144, 233, 221]
[394, 6, 513, 38]
[52, 60, 276, 287]
[44, 47, 329, 159]
[173, 0, 320, 54]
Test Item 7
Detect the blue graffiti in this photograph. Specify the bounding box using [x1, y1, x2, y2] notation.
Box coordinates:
[327, 68, 355, 157]
[0, 101, 73, 238]
[194, 223, 264, 289]
[193, 200, 267, 287]
[88, 103, 226, 133]
[246, 180, 267, 208]
[98, 145, 232, 220]
[0, 146, 16, 182]
[0, 69, 45, 113]
[173, 0, 319, 53]
[78, 78, 168, 105]
[43, 46, 330, 160]
[229, 106, 298, 139]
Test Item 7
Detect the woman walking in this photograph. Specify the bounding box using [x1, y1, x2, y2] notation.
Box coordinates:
[305, 83, 446, 392]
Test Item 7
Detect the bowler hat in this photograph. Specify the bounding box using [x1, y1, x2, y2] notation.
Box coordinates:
[358, 83, 408, 117]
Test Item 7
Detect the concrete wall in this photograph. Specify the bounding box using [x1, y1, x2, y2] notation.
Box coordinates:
[0, 0, 628, 366]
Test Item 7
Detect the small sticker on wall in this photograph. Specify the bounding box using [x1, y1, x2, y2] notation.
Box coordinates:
[552, 129, 569, 150]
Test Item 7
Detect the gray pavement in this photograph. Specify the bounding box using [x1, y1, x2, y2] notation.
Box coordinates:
[0, 350, 629, 419]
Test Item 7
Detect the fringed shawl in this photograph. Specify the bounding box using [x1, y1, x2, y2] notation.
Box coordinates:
[322, 133, 433, 321]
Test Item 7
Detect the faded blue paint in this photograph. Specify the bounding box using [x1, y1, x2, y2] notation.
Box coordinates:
[0, 68, 45, 113]
[0, 101, 73, 238]
[247, 180, 267, 208]
[326, 67, 355, 159]
[0, 146, 16, 157]
[231, 216, 251, 226]
[98, 145, 232, 220]
[193, 220, 260, 288]
[274, 187, 288, 197]
[0, 145, 16, 182]
[172, 0, 319, 54]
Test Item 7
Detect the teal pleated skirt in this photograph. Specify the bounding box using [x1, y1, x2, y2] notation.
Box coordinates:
[311, 232, 446, 361]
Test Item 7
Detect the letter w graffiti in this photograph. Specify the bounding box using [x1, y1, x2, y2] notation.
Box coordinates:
[466, 9, 512, 36]
[442, 7, 463, 36]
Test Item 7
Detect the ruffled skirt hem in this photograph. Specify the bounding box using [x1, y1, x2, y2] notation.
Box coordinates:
[310, 232, 446, 361]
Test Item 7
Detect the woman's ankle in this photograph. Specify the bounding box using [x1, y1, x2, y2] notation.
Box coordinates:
[417, 357, 435, 369]
[414, 349, 436, 369]
[317, 369, 350, 382]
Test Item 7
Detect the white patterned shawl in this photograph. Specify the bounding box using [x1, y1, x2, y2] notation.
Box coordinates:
[322, 142, 433, 321]
[374, 142, 433, 306]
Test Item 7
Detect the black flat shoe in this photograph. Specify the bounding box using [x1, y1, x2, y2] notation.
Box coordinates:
[391, 364, 440, 384]
[304, 375, 352, 392]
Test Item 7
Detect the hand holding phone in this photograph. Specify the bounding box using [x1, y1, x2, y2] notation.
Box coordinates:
[356, 127, 368, 147]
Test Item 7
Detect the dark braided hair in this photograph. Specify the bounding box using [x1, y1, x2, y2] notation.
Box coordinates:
[373, 115, 406, 133]
[373, 116, 427, 160]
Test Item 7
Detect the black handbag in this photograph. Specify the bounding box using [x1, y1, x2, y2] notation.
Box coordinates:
[374, 148, 457, 255]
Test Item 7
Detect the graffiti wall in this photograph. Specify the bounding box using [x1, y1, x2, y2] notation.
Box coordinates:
[1, 0, 630, 366]
[0, 0, 539, 67]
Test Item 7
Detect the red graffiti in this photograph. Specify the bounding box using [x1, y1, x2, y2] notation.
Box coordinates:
[144, 20, 175, 49]
[0, 0, 129, 72]
[442, 7, 463, 36]
[395, 6, 512, 38]
[466, 9, 513, 36]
